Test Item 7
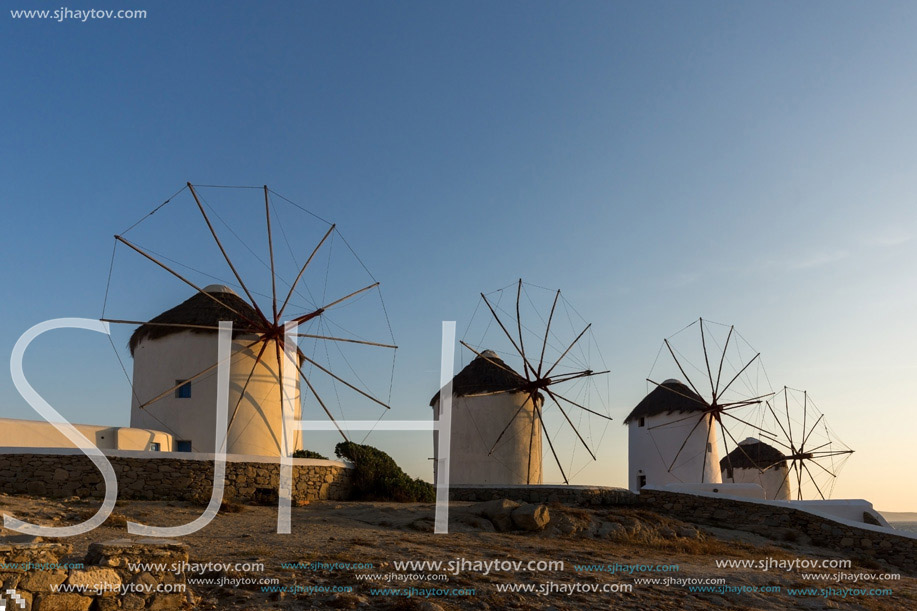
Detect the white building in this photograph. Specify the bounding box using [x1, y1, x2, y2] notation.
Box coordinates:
[720, 437, 791, 500]
[0, 418, 173, 452]
[625, 379, 721, 492]
[431, 351, 542, 485]
[129, 285, 302, 457]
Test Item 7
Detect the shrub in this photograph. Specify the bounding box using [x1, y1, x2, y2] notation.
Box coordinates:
[293, 449, 329, 460]
[334, 441, 435, 503]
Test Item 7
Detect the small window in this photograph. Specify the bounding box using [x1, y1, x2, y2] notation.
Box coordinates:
[707, 442, 713, 452]
[638, 475, 647, 488]
[175, 380, 191, 399]
[176, 440, 193, 452]
[149, 442, 161, 452]
[638, 417, 645, 427]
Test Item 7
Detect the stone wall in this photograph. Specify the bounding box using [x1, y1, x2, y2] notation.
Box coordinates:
[449, 485, 638, 506]
[0, 451, 352, 505]
[0, 536, 191, 610]
[639, 489, 917, 575]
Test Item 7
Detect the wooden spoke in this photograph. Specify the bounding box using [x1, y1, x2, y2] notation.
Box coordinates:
[480, 293, 538, 379]
[526, 406, 536, 485]
[646, 378, 709, 406]
[515, 280, 532, 379]
[298, 353, 391, 410]
[136, 338, 263, 409]
[717, 353, 761, 399]
[719, 410, 777, 439]
[188, 183, 270, 326]
[292, 356, 349, 442]
[801, 460, 826, 500]
[719, 392, 775, 409]
[663, 339, 706, 402]
[774, 460, 794, 500]
[487, 392, 536, 456]
[647, 411, 703, 431]
[460, 341, 523, 378]
[115, 235, 264, 331]
[537, 289, 561, 378]
[545, 388, 595, 461]
[701, 414, 712, 482]
[542, 323, 591, 379]
[665, 414, 706, 473]
[277, 224, 335, 320]
[223, 340, 271, 447]
[102, 318, 258, 334]
[713, 325, 734, 397]
[799, 413, 824, 452]
[700, 318, 717, 401]
[548, 369, 610, 385]
[293, 333, 397, 349]
[719, 417, 767, 476]
[292, 282, 380, 325]
[534, 400, 567, 485]
[264, 186, 278, 323]
[805, 456, 839, 478]
[549, 390, 614, 421]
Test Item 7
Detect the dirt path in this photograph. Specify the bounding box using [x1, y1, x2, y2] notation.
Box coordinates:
[1, 494, 913, 610]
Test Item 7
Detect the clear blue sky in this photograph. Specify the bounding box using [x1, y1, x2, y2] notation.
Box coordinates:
[2, 1, 915, 509]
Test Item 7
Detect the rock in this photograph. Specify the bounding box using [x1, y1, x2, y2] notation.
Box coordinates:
[471, 499, 520, 519]
[658, 526, 677, 539]
[511, 504, 550, 531]
[452, 513, 496, 533]
[19, 569, 68, 591]
[95, 597, 122, 611]
[34, 593, 93, 611]
[470, 499, 519, 532]
[0, 534, 44, 545]
[121, 594, 147, 610]
[67, 567, 122, 593]
[148, 593, 186, 610]
[598, 521, 626, 538]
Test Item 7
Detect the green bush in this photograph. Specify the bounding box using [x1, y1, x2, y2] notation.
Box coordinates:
[292, 449, 329, 460]
[334, 441, 435, 503]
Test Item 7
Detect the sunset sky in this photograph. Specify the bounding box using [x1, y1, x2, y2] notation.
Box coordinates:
[1, 2, 915, 510]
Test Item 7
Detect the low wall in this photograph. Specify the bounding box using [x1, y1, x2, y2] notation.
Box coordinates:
[639, 488, 917, 575]
[0, 536, 190, 610]
[0, 449, 352, 504]
[449, 485, 638, 506]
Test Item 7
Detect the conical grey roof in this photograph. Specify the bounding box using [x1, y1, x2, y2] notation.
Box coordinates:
[129, 286, 261, 356]
[623, 379, 707, 424]
[720, 438, 786, 470]
[429, 351, 530, 406]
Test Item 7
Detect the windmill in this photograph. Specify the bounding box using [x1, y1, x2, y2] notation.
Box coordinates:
[443, 279, 612, 485]
[627, 318, 776, 490]
[101, 183, 396, 456]
[758, 386, 854, 500]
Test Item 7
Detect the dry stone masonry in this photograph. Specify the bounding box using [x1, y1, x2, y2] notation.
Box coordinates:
[0, 536, 191, 610]
[0, 453, 352, 505]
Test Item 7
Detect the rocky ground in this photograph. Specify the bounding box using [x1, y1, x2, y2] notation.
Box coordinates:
[1, 492, 914, 610]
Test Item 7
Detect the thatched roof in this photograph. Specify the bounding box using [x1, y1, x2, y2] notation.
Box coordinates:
[129, 286, 262, 356]
[720, 438, 786, 471]
[623, 379, 707, 424]
[429, 351, 534, 406]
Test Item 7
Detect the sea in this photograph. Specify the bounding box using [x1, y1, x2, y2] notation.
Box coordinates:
[890, 521, 917, 535]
